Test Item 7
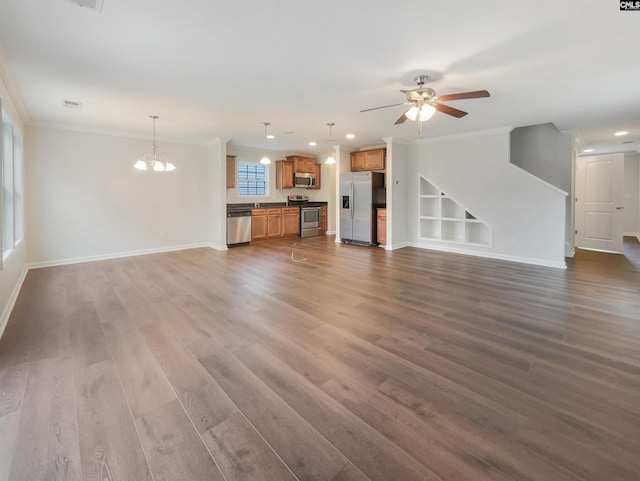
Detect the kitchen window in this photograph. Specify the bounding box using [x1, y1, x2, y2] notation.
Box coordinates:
[1, 107, 24, 266]
[237, 162, 268, 196]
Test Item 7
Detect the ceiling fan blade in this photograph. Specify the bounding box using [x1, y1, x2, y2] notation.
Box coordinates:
[436, 90, 490, 101]
[360, 102, 406, 113]
[394, 110, 410, 125]
[401, 89, 423, 101]
[435, 103, 468, 118]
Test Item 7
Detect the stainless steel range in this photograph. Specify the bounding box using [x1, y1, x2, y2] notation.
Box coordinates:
[287, 195, 323, 238]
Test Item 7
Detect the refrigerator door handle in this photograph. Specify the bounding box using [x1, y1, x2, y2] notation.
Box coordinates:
[350, 183, 354, 219]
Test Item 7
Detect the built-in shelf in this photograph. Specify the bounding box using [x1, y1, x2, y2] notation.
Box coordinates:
[418, 176, 492, 247]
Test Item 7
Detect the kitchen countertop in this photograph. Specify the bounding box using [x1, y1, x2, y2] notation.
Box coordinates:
[227, 201, 327, 212]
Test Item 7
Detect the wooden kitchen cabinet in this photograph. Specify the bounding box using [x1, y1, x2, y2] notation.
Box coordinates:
[310, 162, 321, 190]
[287, 156, 315, 174]
[282, 207, 300, 236]
[251, 209, 267, 240]
[276, 160, 294, 189]
[377, 208, 386, 246]
[350, 148, 386, 171]
[267, 208, 283, 238]
[320, 205, 328, 233]
[350, 151, 366, 171]
[226, 155, 236, 188]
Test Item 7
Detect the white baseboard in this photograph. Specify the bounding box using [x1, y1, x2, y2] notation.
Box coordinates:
[27, 242, 211, 269]
[408, 242, 567, 269]
[0, 265, 28, 340]
[623, 232, 640, 242]
[386, 241, 411, 251]
[566, 248, 576, 258]
[326, 230, 336, 236]
[208, 242, 228, 251]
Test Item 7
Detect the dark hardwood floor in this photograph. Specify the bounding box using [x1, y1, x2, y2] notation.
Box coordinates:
[1, 236, 639, 481]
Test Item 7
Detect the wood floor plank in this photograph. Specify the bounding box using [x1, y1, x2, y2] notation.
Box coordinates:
[0, 360, 28, 417]
[135, 399, 225, 481]
[68, 302, 110, 368]
[331, 463, 371, 481]
[201, 412, 298, 481]
[139, 322, 238, 434]
[236, 343, 443, 481]
[74, 360, 153, 481]
[193, 337, 349, 481]
[321, 375, 512, 481]
[0, 412, 21, 481]
[8, 356, 81, 481]
[102, 322, 176, 418]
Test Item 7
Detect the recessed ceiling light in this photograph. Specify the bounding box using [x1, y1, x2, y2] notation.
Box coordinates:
[266, 134, 275, 139]
[583, 148, 594, 153]
[614, 131, 629, 136]
[308, 141, 317, 146]
[345, 133, 355, 139]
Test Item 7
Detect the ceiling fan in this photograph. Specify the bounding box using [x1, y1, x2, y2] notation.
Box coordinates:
[361, 75, 490, 136]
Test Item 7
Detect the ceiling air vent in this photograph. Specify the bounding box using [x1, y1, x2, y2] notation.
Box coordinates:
[62, 100, 83, 109]
[67, 0, 104, 12]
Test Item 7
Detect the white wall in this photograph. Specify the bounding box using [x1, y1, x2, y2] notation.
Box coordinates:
[208, 139, 227, 250]
[26, 125, 209, 265]
[0, 71, 28, 337]
[408, 128, 567, 268]
[385, 137, 410, 249]
[623, 151, 639, 237]
[510, 123, 573, 256]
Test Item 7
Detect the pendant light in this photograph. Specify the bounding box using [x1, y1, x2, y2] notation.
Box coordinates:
[133, 115, 176, 172]
[325, 122, 336, 164]
[260, 122, 271, 165]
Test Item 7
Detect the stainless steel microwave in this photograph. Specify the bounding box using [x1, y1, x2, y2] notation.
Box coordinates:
[294, 172, 316, 188]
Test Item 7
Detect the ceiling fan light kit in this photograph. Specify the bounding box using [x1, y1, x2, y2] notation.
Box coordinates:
[361, 74, 490, 137]
[134, 115, 176, 172]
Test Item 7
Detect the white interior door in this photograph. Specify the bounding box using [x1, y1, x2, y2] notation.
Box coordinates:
[575, 153, 624, 253]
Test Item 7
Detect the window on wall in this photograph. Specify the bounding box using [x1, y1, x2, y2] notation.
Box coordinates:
[1, 108, 24, 266]
[237, 162, 267, 196]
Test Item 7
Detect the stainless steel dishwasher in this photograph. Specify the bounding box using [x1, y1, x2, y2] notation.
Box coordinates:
[227, 210, 252, 247]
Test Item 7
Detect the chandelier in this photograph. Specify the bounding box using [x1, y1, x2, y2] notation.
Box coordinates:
[134, 115, 176, 172]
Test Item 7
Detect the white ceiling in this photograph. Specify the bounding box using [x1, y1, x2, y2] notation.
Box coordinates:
[1, 0, 639, 156]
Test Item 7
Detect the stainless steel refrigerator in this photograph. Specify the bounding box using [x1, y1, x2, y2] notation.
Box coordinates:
[340, 171, 385, 246]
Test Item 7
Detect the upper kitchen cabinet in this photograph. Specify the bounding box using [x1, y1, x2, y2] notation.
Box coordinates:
[276, 159, 294, 189]
[277, 156, 321, 189]
[287, 156, 315, 174]
[226, 155, 236, 188]
[350, 148, 386, 172]
[311, 162, 321, 189]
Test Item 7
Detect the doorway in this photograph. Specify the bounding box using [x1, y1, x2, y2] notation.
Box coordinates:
[575, 153, 625, 253]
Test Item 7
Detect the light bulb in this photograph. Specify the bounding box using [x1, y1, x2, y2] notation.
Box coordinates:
[165, 162, 176, 171]
[134, 160, 147, 170]
[153, 161, 165, 172]
[325, 154, 336, 164]
[405, 104, 436, 121]
[260, 156, 271, 165]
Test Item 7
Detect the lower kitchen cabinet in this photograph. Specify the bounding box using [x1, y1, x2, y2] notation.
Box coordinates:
[282, 207, 300, 236]
[377, 208, 386, 246]
[267, 208, 283, 238]
[320, 205, 328, 233]
[251, 209, 267, 240]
